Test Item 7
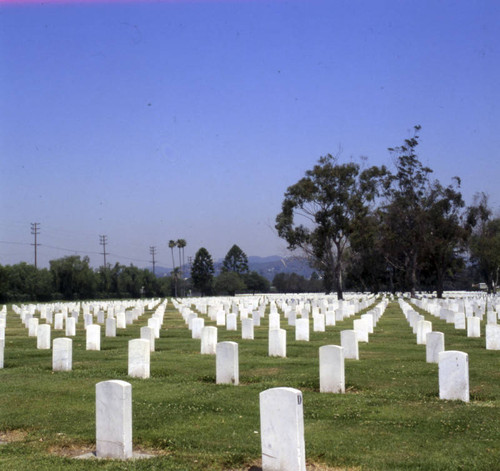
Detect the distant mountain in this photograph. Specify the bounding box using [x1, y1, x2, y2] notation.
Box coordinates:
[149, 255, 315, 281]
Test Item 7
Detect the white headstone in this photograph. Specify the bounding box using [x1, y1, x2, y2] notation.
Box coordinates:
[426, 331, 445, 363]
[0, 339, 4, 368]
[52, 337, 72, 371]
[260, 387, 306, 471]
[319, 345, 345, 393]
[226, 313, 238, 331]
[65, 316, 76, 336]
[242, 318, 254, 340]
[416, 320, 432, 345]
[467, 317, 481, 338]
[216, 341, 239, 385]
[340, 330, 359, 360]
[86, 324, 101, 351]
[128, 339, 150, 379]
[37, 324, 51, 350]
[269, 313, 280, 331]
[54, 313, 64, 330]
[486, 324, 500, 350]
[96, 380, 132, 459]
[105, 317, 117, 337]
[313, 314, 325, 332]
[438, 350, 469, 402]
[140, 326, 155, 352]
[201, 326, 218, 355]
[295, 318, 309, 341]
[269, 329, 286, 357]
[28, 317, 39, 337]
[191, 317, 205, 339]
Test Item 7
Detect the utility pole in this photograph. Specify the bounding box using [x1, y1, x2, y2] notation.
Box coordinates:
[31, 222, 40, 268]
[150, 246, 157, 275]
[99, 235, 108, 269]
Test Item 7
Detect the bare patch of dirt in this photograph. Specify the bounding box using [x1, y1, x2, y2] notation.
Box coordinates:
[49, 443, 170, 459]
[0, 429, 28, 444]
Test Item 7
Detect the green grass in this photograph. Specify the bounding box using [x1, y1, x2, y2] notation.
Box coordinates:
[0, 298, 499, 470]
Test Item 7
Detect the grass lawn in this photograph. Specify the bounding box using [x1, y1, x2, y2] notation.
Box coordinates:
[0, 298, 499, 470]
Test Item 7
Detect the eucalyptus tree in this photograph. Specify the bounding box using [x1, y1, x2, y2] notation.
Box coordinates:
[276, 154, 385, 299]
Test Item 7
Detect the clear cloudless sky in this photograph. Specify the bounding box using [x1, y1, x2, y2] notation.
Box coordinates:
[1, 0, 499, 269]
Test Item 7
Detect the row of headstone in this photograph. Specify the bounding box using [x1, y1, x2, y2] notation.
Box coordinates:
[399, 299, 469, 402]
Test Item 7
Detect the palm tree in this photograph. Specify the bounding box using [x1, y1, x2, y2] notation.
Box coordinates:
[177, 239, 187, 276]
[168, 240, 177, 274]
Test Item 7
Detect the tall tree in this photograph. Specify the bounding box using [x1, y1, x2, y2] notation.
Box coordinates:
[275, 154, 385, 299]
[191, 247, 214, 296]
[168, 240, 177, 273]
[420, 179, 467, 298]
[379, 125, 432, 297]
[222, 244, 249, 275]
[177, 239, 187, 274]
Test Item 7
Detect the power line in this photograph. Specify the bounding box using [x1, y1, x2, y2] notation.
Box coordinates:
[99, 235, 108, 269]
[30, 222, 40, 268]
[150, 246, 157, 275]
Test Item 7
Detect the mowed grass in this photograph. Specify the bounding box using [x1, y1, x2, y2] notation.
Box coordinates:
[0, 298, 499, 470]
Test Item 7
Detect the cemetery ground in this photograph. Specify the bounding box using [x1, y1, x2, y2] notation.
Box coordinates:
[0, 299, 499, 470]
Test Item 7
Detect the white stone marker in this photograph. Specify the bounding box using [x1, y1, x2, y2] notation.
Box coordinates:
[486, 324, 500, 350]
[65, 316, 76, 336]
[253, 311, 261, 327]
[128, 339, 150, 379]
[54, 313, 64, 330]
[313, 314, 325, 332]
[295, 318, 309, 341]
[116, 312, 126, 329]
[106, 317, 117, 337]
[226, 313, 238, 331]
[340, 330, 359, 360]
[269, 313, 280, 331]
[353, 319, 369, 343]
[0, 339, 4, 368]
[96, 380, 132, 459]
[37, 324, 51, 350]
[216, 341, 239, 385]
[52, 338, 72, 371]
[28, 317, 39, 337]
[426, 331, 445, 363]
[86, 324, 101, 351]
[242, 318, 254, 340]
[438, 350, 469, 402]
[453, 312, 466, 330]
[416, 320, 432, 345]
[201, 326, 218, 355]
[325, 310, 336, 326]
[216, 310, 226, 326]
[140, 326, 155, 352]
[147, 317, 160, 339]
[319, 345, 345, 393]
[269, 329, 286, 357]
[467, 317, 481, 338]
[191, 317, 205, 339]
[260, 387, 306, 471]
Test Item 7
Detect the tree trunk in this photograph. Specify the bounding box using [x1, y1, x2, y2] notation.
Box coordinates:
[409, 251, 418, 298]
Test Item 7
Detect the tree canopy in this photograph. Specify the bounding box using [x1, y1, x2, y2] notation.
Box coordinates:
[222, 244, 249, 275]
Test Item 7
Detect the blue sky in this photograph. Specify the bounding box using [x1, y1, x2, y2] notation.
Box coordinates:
[1, 0, 499, 269]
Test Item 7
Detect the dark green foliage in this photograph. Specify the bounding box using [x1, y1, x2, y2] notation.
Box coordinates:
[241, 271, 270, 294]
[214, 271, 246, 296]
[191, 247, 215, 296]
[467, 193, 500, 293]
[221, 244, 249, 275]
[0, 257, 170, 302]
